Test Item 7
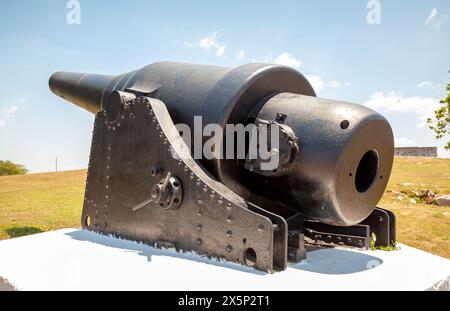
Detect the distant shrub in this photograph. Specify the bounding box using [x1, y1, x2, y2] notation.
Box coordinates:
[0, 160, 28, 176]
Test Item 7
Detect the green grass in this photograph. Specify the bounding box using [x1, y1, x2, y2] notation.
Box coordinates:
[0, 157, 449, 259]
[379, 157, 450, 259]
[0, 170, 85, 239]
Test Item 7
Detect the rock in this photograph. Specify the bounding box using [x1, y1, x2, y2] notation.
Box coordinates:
[426, 196, 437, 205]
[436, 195, 450, 207]
[410, 199, 417, 204]
[401, 188, 436, 205]
[397, 196, 403, 201]
[417, 189, 435, 199]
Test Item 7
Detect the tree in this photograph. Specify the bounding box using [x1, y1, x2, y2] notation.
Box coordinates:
[427, 70, 450, 151]
[0, 160, 28, 176]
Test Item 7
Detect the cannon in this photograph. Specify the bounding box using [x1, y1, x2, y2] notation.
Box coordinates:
[49, 62, 396, 272]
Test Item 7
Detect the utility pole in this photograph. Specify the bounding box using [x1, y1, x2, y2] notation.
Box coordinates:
[55, 156, 58, 172]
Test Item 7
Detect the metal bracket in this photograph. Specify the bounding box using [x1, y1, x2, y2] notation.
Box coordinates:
[243, 118, 299, 176]
[301, 207, 396, 250]
[82, 95, 288, 272]
[360, 207, 396, 247]
[304, 220, 371, 249]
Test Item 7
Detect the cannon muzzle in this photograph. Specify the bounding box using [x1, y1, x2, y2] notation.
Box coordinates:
[49, 71, 115, 113]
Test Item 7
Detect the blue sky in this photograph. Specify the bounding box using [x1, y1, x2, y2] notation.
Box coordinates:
[0, 0, 449, 172]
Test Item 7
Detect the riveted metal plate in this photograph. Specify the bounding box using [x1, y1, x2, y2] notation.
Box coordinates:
[82, 96, 283, 272]
[304, 220, 371, 249]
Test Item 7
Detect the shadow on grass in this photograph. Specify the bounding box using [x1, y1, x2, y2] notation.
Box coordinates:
[5, 226, 43, 238]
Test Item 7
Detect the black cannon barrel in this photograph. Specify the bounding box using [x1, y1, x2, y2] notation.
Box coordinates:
[49, 61, 394, 226]
[49, 71, 115, 113]
[246, 93, 394, 225]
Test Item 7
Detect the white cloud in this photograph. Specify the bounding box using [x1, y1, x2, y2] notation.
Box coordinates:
[425, 8, 438, 25]
[0, 105, 20, 128]
[395, 137, 415, 147]
[216, 44, 226, 57]
[425, 7, 447, 29]
[363, 91, 439, 127]
[273, 52, 302, 69]
[3, 105, 19, 117]
[363, 91, 437, 113]
[198, 32, 218, 51]
[237, 49, 245, 60]
[258, 53, 302, 69]
[417, 81, 442, 89]
[304, 75, 351, 91]
[327, 80, 352, 89]
[258, 54, 349, 92]
[305, 74, 324, 91]
[184, 32, 226, 57]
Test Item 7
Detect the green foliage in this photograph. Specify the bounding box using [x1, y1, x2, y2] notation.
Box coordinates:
[427, 70, 450, 151]
[0, 160, 28, 176]
[375, 245, 398, 252]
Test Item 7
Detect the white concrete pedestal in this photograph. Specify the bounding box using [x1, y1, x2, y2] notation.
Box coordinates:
[0, 229, 449, 291]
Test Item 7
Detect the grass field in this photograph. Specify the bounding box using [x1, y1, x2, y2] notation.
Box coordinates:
[379, 157, 450, 258]
[1, 157, 449, 258]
